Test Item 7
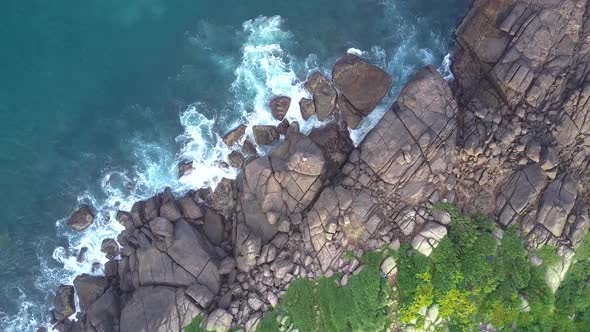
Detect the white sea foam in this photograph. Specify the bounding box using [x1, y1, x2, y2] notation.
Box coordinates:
[439, 53, 454, 80]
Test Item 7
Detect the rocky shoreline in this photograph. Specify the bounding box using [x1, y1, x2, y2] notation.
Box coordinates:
[48, 0, 590, 331]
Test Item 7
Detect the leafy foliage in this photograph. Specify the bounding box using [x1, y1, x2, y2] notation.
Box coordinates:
[397, 204, 568, 331]
[185, 316, 206, 332]
[281, 279, 318, 332]
[257, 251, 390, 332]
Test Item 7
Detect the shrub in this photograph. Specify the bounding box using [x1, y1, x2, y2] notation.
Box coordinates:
[281, 278, 318, 332]
[401, 271, 433, 326]
[497, 227, 531, 290]
[431, 237, 461, 296]
[438, 288, 477, 328]
[396, 244, 430, 307]
[185, 316, 206, 332]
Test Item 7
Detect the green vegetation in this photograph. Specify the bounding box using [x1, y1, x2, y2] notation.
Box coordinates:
[185, 315, 206, 332]
[395, 203, 556, 331]
[257, 251, 391, 332]
[186, 204, 590, 331]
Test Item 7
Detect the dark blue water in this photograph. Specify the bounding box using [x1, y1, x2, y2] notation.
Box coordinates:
[0, 0, 468, 330]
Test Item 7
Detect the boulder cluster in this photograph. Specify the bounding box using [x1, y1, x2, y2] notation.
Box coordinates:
[51, 0, 590, 330]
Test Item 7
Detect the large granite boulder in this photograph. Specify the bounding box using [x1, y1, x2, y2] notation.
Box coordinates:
[360, 66, 457, 202]
[66, 204, 95, 232]
[120, 286, 201, 332]
[332, 54, 392, 116]
[496, 164, 547, 227]
[536, 173, 578, 237]
[238, 131, 326, 242]
[84, 287, 121, 332]
[73, 274, 109, 312]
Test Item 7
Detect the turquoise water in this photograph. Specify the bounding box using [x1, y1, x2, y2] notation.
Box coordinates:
[0, 0, 468, 330]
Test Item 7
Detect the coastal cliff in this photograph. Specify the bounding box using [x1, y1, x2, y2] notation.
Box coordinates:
[49, 0, 590, 331]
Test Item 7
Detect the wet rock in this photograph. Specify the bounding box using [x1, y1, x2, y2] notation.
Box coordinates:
[77, 247, 89, 263]
[101, 238, 119, 260]
[223, 124, 247, 146]
[242, 140, 257, 155]
[337, 95, 364, 129]
[276, 119, 290, 135]
[178, 161, 194, 177]
[52, 285, 76, 322]
[228, 151, 245, 168]
[269, 96, 291, 121]
[253, 125, 280, 145]
[299, 97, 316, 120]
[332, 53, 392, 115]
[304, 72, 338, 120]
[66, 204, 95, 232]
[73, 274, 109, 312]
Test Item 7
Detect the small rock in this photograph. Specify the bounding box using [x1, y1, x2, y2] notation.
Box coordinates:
[266, 292, 279, 308]
[76, 247, 89, 263]
[223, 124, 247, 146]
[432, 210, 451, 225]
[100, 238, 119, 260]
[380, 256, 397, 277]
[277, 219, 291, 233]
[253, 125, 280, 145]
[271, 259, 294, 279]
[269, 96, 291, 121]
[299, 98, 316, 120]
[66, 205, 95, 232]
[526, 141, 541, 163]
[186, 283, 215, 308]
[242, 140, 257, 155]
[276, 119, 290, 135]
[220, 257, 237, 275]
[178, 161, 194, 177]
[248, 294, 264, 311]
[204, 309, 233, 332]
[228, 151, 245, 168]
[178, 196, 204, 220]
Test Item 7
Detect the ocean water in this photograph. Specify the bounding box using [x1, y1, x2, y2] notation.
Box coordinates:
[0, 0, 469, 330]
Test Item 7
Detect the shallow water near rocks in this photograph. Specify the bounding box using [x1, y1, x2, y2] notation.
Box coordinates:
[0, 0, 468, 330]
